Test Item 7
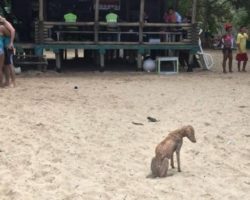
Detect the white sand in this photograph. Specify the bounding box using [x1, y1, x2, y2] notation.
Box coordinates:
[0, 50, 250, 200]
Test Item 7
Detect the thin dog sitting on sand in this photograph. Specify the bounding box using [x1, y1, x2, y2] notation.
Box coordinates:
[151, 125, 196, 177]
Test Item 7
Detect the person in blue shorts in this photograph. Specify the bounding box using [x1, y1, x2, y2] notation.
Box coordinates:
[0, 16, 15, 87]
[3, 31, 16, 87]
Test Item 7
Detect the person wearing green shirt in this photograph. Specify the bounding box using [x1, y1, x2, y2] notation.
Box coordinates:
[64, 12, 77, 23]
[105, 8, 119, 60]
[106, 8, 118, 23]
[105, 8, 119, 34]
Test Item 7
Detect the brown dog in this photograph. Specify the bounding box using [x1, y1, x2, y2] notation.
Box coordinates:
[151, 125, 196, 177]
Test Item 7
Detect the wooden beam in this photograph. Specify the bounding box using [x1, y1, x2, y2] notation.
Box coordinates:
[126, 0, 130, 21]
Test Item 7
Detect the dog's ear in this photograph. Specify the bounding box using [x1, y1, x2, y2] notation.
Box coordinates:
[180, 127, 187, 136]
[182, 125, 192, 134]
[186, 125, 194, 134]
[185, 125, 196, 142]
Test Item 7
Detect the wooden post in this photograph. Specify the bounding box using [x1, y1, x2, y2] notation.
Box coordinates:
[191, 0, 198, 45]
[39, 0, 44, 21]
[126, 1, 130, 21]
[55, 50, 62, 72]
[137, 52, 143, 70]
[94, 0, 100, 43]
[137, 0, 145, 70]
[189, 0, 198, 72]
[99, 49, 105, 72]
[192, 0, 197, 24]
[38, 0, 44, 43]
[139, 0, 145, 43]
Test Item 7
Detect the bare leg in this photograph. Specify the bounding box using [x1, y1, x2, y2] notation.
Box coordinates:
[228, 53, 233, 72]
[3, 65, 10, 86]
[242, 61, 247, 72]
[238, 61, 241, 72]
[222, 53, 227, 73]
[5, 64, 16, 87]
[0, 54, 4, 87]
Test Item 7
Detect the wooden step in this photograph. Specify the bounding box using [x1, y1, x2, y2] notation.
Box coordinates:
[14, 55, 48, 71]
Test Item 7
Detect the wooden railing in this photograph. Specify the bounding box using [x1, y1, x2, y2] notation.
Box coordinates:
[35, 21, 199, 45]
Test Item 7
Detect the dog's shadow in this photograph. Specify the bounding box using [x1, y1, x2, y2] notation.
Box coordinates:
[146, 173, 174, 179]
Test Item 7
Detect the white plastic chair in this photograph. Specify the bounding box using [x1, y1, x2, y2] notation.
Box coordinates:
[197, 52, 214, 70]
[197, 29, 214, 70]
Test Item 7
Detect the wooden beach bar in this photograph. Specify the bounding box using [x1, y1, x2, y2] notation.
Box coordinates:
[10, 0, 199, 71]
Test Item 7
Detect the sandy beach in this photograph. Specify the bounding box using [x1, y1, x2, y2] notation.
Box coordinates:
[0, 50, 250, 200]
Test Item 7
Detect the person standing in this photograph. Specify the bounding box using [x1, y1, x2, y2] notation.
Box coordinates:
[163, 7, 182, 42]
[106, 8, 118, 24]
[105, 8, 119, 32]
[236, 26, 248, 72]
[163, 7, 182, 23]
[64, 10, 77, 23]
[221, 23, 234, 73]
[105, 8, 119, 60]
[2, 25, 16, 87]
[163, 7, 177, 23]
[0, 16, 15, 87]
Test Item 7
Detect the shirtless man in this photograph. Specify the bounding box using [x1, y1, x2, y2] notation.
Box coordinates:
[0, 16, 15, 87]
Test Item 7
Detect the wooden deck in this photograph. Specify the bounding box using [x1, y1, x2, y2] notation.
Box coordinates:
[35, 21, 198, 44]
[15, 21, 199, 71]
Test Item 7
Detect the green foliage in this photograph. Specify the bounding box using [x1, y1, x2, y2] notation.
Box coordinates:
[196, 0, 250, 34]
[197, 0, 232, 33]
[232, 8, 248, 28]
[231, 0, 250, 26]
[178, 0, 192, 16]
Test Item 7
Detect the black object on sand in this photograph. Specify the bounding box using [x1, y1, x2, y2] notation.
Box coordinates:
[147, 116, 159, 122]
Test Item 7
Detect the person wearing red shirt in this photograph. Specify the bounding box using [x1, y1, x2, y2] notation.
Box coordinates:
[221, 23, 234, 73]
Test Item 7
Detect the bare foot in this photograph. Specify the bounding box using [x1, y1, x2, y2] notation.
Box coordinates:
[3, 82, 10, 87]
[3, 82, 15, 88]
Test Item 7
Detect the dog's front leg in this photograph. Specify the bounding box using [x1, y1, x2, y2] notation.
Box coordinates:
[176, 140, 183, 172]
[176, 150, 181, 172]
